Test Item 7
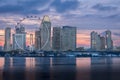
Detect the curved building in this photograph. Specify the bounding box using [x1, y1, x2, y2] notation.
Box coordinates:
[40, 15, 51, 51]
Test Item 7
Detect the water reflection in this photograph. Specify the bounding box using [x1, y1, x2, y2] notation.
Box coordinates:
[50, 57, 76, 80]
[0, 57, 120, 80]
[76, 58, 91, 80]
[91, 57, 120, 80]
[0, 58, 4, 80]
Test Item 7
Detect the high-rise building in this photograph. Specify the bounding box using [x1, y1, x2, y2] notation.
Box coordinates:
[12, 34, 26, 50]
[91, 32, 104, 50]
[30, 34, 33, 45]
[100, 36, 106, 50]
[91, 31, 105, 50]
[52, 27, 61, 51]
[91, 30, 113, 51]
[106, 30, 113, 50]
[91, 31, 97, 50]
[96, 35, 102, 50]
[35, 30, 41, 50]
[13, 26, 26, 50]
[61, 26, 76, 51]
[40, 15, 51, 51]
[4, 27, 11, 51]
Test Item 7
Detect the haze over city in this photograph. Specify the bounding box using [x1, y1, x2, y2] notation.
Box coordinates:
[0, 0, 120, 48]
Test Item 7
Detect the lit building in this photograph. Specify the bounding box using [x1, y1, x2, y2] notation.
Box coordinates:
[35, 30, 41, 50]
[106, 30, 113, 50]
[91, 30, 113, 51]
[52, 27, 61, 51]
[13, 25, 26, 50]
[12, 34, 26, 50]
[91, 31, 97, 50]
[4, 27, 11, 51]
[40, 15, 51, 51]
[91, 31, 105, 50]
[61, 26, 76, 51]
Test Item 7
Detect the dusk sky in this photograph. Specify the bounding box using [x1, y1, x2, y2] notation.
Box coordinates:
[0, 0, 120, 48]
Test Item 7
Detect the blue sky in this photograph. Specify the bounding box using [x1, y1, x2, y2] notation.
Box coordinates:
[0, 0, 120, 47]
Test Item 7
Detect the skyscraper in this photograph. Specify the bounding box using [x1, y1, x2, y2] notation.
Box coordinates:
[91, 30, 113, 51]
[13, 25, 26, 50]
[100, 36, 106, 50]
[40, 15, 51, 51]
[91, 31, 97, 50]
[61, 26, 76, 51]
[35, 30, 41, 50]
[91, 31, 106, 50]
[106, 30, 113, 50]
[52, 27, 61, 51]
[4, 27, 11, 51]
[12, 34, 26, 50]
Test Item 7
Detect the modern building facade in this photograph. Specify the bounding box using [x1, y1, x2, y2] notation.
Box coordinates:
[106, 30, 113, 50]
[13, 25, 26, 50]
[100, 36, 106, 50]
[4, 27, 11, 51]
[91, 31, 97, 50]
[40, 15, 51, 51]
[35, 30, 41, 50]
[91, 30, 113, 51]
[12, 34, 26, 50]
[61, 26, 76, 51]
[52, 27, 61, 51]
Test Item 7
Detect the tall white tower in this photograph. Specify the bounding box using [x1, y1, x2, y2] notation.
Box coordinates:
[91, 31, 97, 50]
[4, 27, 11, 51]
[40, 15, 51, 51]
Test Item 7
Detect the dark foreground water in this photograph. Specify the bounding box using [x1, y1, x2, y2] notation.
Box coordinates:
[0, 57, 120, 80]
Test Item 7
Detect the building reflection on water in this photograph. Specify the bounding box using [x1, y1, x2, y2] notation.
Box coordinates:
[0, 57, 120, 80]
[91, 57, 112, 80]
[76, 58, 91, 80]
[91, 57, 120, 80]
[25, 58, 35, 80]
[0, 58, 4, 80]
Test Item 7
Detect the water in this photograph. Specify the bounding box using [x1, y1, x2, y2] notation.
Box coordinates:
[0, 57, 120, 80]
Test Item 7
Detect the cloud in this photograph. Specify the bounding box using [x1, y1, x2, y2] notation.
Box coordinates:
[92, 3, 118, 11]
[0, 5, 23, 13]
[0, 0, 80, 15]
[0, 0, 52, 14]
[51, 0, 80, 13]
[113, 32, 120, 37]
[105, 14, 120, 20]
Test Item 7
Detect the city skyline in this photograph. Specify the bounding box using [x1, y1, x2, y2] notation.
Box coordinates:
[0, 26, 119, 48]
[0, 0, 120, 48]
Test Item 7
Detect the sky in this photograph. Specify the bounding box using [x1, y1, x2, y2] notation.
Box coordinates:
[0, 0, 120, 48]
